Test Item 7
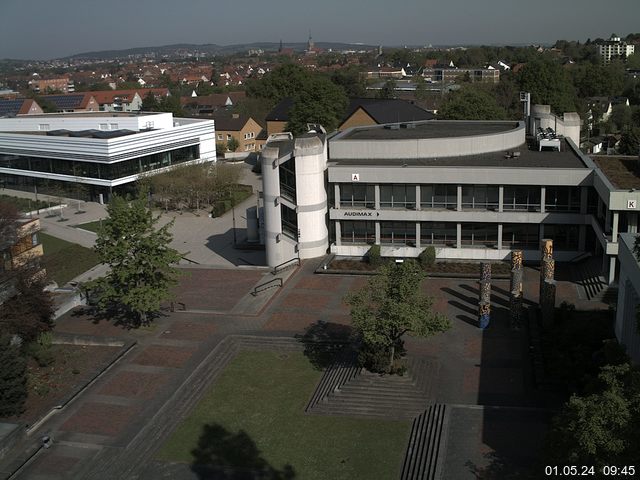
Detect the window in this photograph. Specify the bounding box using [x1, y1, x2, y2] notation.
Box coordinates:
[380, 221, 416, 245]
[421, 184, 457, 210]
[503, 186, 541, 211]
[461, 223, 498, 248]
[380, 184, 416, 209]
[340, 183, 375, 208]
[502, 224, 539, 249]
[99, 123, 108, 130]
[544, 224, 579, 251]
[279, 159, 296, 202]
[341, 221, 375, 244]
[227, 134, 232, 141]
[545, 186, 581, 212]
[38, 124, 50, 131]
[421, 222, 457, 246]
[110, 123, 118, 130]
[281, 205, 298, 240]
[217, 134, 223, 140]
[461, 185, 499, 210]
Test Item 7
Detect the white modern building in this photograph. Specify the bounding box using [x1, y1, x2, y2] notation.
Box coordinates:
[615, 233, 640, 364]
[0, 112, 216, 202]
[598, 34, 635, 65]
[258, 109, 640, 284]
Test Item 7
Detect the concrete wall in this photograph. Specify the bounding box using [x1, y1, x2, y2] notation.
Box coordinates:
[616, 233, 640, 364]
[531, 105, 581, 147]
[0, 112, 174, 131]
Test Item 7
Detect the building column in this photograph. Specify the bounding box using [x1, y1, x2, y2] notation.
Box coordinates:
[540, 186, 546, 213]
[498, 186, 504, 213]
[415, 185, 421, 211]
[456, 223, 462, 249]
[415, 223, 421, 249]
[628, 213, 638, 234]
[375, 221, 380, 245]
[334, 184, 340, 209]
[578, 225, 586, 251]
[608, 257, 617, 285]
[374, 185, 380, 210]
[497, 224, 503, 251]
[457, 185, 462, 211]
[612, 211, 619, 242]
[335, 221, 341, 246]
[580, 186, 588, 214]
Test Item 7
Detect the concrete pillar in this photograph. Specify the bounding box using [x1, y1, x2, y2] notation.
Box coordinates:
[540, 186, 546, 213]
[497, 224, 503, 250]
[629, 213, 638, 234]
[415, 185, 421, 211]
[415, 223, 421, 248]
[578, 225, 586, 251]
[335, 221, 341, 246]
[374, 184, 380, 210]
[457, 185, 462, 211]
[612, 211, 619, 242]
[375, 221, 380, 244]
[261, 149, 284, 267]
[498, 186, 504, 213]
[609, 257, 617, 284]
[580, 186, 588, 214]
[456, 223, 462, 249]
[334, 184, 340, 209]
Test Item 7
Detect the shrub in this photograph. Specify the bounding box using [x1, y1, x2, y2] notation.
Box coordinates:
[365, 244, 382, 268]
[0, 336, 27, 416]
[418, 246, 436, 270]
[26, 332, 55, 367]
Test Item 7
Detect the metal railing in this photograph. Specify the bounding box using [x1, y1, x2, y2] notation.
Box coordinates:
[252, 277, 283, 295]
[272, 257, 300, 275]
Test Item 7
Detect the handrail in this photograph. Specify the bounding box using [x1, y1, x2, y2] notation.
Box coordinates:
[272, 257, 300, 275]
[252, 277, 283, 295]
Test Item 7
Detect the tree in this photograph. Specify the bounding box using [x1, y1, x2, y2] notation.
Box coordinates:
[546, 364, 640, 468]
[0, 276, 54, 343]
[345, 260, 451, 373]
[90, 193, 182, 326]
[438, 86, 508, 120]
[141, 91, 159, 111]
[286, 76, 348, 134]
[610, 104, 633, 132]
[245, 64, 313, 103]
[377, 79, 397, 99]
[329, 66, 367, 97]
[517, 57, 577, 114]
[618, 127, 640, 155]
[414, 76, 428, 102]
[226, 136, 240, 153]
[0, 335, 27, 417]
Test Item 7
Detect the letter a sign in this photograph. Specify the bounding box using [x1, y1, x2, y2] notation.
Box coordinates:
[351, 173, 360, 182]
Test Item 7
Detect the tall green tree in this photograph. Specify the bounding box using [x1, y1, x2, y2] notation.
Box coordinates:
[226, 137, 240, 153]
[377, 79, 397, 99]
[546, 364, 640, 468]
[245, 64, 312, 103]
[141, 91, 159, 111]
[0, 335, 27, 417]
[438, 86, 508, 120]
[286, 76, 348, 135]
[618, 127, 640, 155]
[90, 193, 181, 326]
[345, 261, 451, 373]
[517, 57, 577, 114]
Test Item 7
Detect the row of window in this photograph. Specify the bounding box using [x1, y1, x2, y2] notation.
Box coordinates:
[0, 145, 199, 181]
[338, 183, 589, 213]
[339, 221, 580, 250]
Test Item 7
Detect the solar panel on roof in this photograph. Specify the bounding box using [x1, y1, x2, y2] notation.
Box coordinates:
[0, 99, 24, 116]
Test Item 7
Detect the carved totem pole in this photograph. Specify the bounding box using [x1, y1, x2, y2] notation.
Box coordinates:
[478, 262, 491, 329]
[539, 239, 556, 327]
[509, 250, 524, 330]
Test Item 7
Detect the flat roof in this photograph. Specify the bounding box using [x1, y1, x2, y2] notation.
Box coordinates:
[5, 112, 163, 119]
[339, 121, 520, 141]
[330, 139, 587, 169]
[593, 156, 640, 189]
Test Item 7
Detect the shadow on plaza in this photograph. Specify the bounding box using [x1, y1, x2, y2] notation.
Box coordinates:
[190, 423, 295, 480]
[441, 281, 549, 479]
[295, 320, 354, 370]
[205, 228, 266, 266]
[70, 304, 167, 329]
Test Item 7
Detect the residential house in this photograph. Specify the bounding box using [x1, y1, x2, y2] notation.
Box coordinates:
[180, 92, 246, 116]
[0, 98, 43, 116]
[29, 77, 74, 93]
[598, 34, 635, 65]
[40, 93, 99, 113]
[212, 112, 262, 153]
[91, 90, 143, 112]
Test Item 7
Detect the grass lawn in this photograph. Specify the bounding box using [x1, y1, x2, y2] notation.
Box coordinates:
[157, 350, 410, 479]
[0, 194, 49, 213]
[39, 233, 100, 285]
[74, 220, 104, 233]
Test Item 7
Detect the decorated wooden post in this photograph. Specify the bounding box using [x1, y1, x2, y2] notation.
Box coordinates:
[478, 262, 491, 329]
[539, 239, 555, 327]
[510, 250, 524, 330]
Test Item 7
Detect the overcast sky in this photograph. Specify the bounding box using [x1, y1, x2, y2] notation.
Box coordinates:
[1, 0, 639, 60]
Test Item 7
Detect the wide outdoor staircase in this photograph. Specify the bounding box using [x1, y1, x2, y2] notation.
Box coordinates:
[400, 404, 448, 480]
[574, 258, 607, 301]
[307, 358, 437, 420]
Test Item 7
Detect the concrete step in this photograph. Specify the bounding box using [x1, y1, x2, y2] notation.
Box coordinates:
[401, 404, 448, 480]
[328, 387, 428, 402]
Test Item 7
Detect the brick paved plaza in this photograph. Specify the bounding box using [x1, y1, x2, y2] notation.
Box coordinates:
[10, 261, 608, 479]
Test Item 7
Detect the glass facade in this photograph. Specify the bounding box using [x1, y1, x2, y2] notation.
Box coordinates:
[421, 184, 457, 210]
[380, 184, 416, 209]
[544, 224, 579, 250]
[461, 185, 499, 210]
[340, 220, 375, 244]
[421, 222, 457, 246]
[502, 224, 539, 249]
[340, 183, 375, 208]
[503, 186, 541, 211]
[380, 221, 416, 245]
[279, 159, 296, 202]
[461, 223, 498, 248]
[545, 186, 581, 212]
[0, 145, 199, 182]
[281, 204, 298, 240]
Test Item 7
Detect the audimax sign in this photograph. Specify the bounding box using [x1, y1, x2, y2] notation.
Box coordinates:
[342, 211, 380, 217]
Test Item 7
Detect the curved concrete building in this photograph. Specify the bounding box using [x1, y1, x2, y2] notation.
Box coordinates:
[260, 132, 328, 267]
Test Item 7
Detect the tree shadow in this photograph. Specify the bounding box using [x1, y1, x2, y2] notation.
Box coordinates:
[70, 305, 165, 329]
[190, 423, 296, 480]
[295, 320, 354, 370]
